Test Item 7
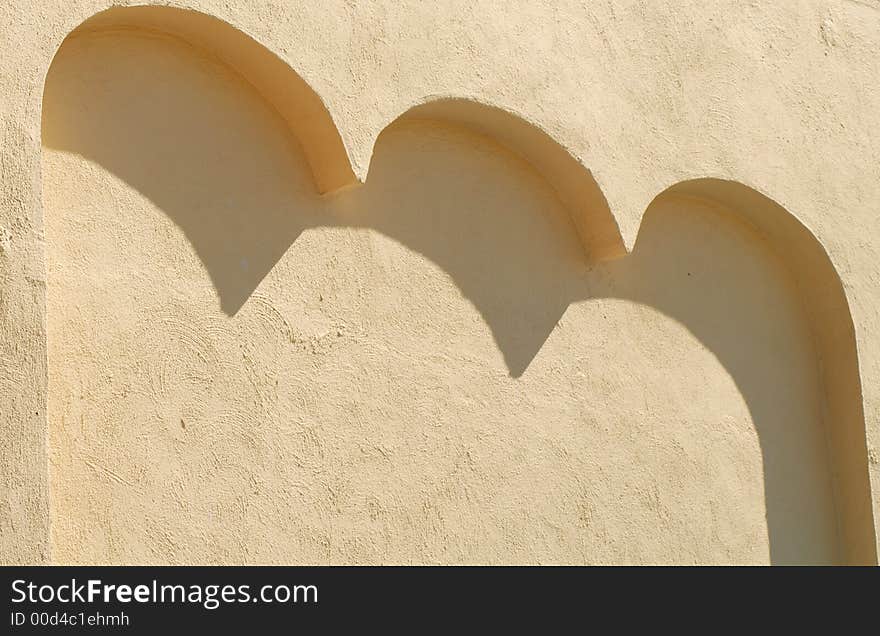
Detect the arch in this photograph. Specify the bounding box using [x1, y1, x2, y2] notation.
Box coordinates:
[648, 178, 876, 564]
[39, 6, 876, 563]
[52, 5, 358, 194]
[368, 98, 627, 262]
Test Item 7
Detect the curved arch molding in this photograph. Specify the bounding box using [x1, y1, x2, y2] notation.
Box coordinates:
[653, 179, 876, 565]
[62, 5, 358, 194]
[57, 7, 628, 263]
[42, 6, 877, 563]
[370, 98, 627, 261]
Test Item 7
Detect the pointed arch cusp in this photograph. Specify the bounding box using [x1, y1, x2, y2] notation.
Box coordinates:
[370, 98, 627, 262]
[57, 5, 358, 194]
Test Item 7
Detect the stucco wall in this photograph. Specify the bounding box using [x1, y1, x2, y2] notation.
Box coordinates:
[2, 0, 880, 565]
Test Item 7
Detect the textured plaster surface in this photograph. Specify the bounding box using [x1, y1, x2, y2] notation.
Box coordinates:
[2, 0, 880, 564]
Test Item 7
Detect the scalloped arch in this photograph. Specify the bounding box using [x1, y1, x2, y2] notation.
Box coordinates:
[39, 5, 877, 564]
[51, 10, 630, 263]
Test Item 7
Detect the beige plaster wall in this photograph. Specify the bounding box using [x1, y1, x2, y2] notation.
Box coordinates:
[2, 0, 879, 565]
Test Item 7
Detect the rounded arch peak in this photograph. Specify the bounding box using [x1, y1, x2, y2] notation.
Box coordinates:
[367, 97, 627, 262]
[648, 177, 876, 564]
[46, 4, 358, 194]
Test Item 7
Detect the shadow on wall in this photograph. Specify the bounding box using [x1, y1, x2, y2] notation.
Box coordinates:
[42, 11, 875, 564]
